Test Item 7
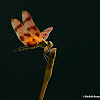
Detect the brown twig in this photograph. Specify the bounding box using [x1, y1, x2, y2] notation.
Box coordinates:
[39, 48, 57, 100]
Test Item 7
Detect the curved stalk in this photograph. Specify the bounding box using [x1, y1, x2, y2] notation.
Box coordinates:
[39, 48, 57, 100]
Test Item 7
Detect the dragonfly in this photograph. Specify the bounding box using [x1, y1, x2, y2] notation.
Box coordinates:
[11, 10, 53, 60]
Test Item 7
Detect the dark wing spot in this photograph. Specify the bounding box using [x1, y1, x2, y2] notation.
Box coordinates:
[44, 33, 47, 36]
[15, 28, 17, 32]
[15, 24, 22, 32]
[26, 42, 32, 47]
[26, 16, 31, 21]
[24, 33, 31, 37]
[33, 39, 35, 41]
[31, 26, 37, 30]
[27, 27, 30, 31]
[27, 26, 37, 31]
[17, 24, 22, 28]
[36, 33, 40, 37]
[23, 16, 31, 23]
[26, 42, 36, 47]
[20, 36, 24, 41]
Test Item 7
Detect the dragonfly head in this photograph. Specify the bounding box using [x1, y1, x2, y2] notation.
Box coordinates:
[47, 41, 53, 48]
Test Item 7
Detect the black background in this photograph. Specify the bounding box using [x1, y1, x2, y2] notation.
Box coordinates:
[0, 1, 100, 100]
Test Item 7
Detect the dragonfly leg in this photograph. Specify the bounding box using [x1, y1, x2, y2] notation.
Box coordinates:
[43, 52, 48, 61]
[43, 49, 51, 61]
[43, 48, 52, 61]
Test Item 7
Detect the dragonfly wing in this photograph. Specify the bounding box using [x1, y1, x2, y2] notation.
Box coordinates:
[11, 18, 40, 47]
[22, 10, 42, 41]
[40, 27, 53, 40]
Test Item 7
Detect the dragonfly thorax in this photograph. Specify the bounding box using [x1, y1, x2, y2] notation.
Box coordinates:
[38, 40, 53, 49]
[38, 40, 47, 48]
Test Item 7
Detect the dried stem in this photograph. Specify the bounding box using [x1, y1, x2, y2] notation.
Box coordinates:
[39, 48, 57, 100]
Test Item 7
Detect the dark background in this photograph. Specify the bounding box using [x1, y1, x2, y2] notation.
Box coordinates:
[0, 0, 100, 100]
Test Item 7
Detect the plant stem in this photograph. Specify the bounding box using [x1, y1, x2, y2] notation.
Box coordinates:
[39, 48, 57, 100]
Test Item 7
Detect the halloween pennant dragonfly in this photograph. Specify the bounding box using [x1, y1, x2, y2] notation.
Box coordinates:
[11, 10, 53, 60]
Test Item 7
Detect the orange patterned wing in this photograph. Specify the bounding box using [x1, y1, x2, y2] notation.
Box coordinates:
[11, 18, 40, 47]
[40, 27, 53, 40]
[22, 10, 42, 41]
